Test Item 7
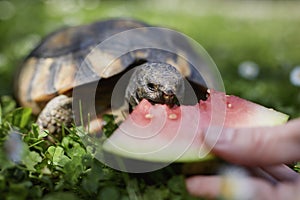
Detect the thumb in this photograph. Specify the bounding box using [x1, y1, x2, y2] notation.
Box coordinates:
[204, 119, 300, 166]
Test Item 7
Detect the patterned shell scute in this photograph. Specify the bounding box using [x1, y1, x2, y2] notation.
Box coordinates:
[15, 18, 206, 114]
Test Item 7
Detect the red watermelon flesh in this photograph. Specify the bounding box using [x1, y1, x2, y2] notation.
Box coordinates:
[103, 90, 288, 162]
[198, 90, 289, 128]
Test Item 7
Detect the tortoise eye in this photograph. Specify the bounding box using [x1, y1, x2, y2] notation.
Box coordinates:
[147, 83, 157, 91]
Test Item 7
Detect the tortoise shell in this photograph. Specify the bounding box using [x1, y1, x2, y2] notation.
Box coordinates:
[15, 18, 207, 115]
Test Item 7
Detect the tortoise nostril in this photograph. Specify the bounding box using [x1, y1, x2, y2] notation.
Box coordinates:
[165, 90, 174, 95]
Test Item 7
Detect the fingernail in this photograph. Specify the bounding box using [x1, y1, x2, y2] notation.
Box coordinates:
[185, 177, 206, 196]
[185, 176, 221, 198]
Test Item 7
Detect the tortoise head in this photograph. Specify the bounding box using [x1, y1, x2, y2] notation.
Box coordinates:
[126, 62, 185, 108]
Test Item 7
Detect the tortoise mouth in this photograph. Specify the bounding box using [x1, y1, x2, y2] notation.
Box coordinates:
[146, 97, 178, 108]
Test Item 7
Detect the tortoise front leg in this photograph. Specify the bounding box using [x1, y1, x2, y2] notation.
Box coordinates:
[37, 95, 73, 135]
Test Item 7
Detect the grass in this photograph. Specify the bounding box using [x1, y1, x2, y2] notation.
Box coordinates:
[0, 0, 300, 199]
[1, 0, 300, 117]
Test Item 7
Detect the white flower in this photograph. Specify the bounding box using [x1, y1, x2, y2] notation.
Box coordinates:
[4, 131, 23, 163]
[290, 66, 300, 87]
[238, 61, 260, 80]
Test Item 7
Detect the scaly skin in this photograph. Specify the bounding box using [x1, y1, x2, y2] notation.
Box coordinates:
[125, 62, 185, 109]
[37, 95, 73, 135]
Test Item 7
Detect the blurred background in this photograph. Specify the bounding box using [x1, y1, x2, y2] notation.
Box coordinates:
[0, 0, 299, 118]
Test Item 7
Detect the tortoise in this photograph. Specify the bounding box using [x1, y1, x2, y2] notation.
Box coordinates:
[14, 18, 208, 134]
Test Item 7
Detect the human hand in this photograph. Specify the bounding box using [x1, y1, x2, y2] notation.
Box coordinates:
[186, 118, 300, 200]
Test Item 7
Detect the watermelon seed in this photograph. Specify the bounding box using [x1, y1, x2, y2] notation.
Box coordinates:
[206, 89, 211, 98]
[168, 113, 177, 120]
[145, 113, 153, 119]
[227, 103, 232, 108]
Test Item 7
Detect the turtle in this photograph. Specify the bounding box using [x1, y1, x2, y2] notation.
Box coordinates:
[14, 18, 208, 134]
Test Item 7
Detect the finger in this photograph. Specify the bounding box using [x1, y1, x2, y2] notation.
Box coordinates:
[186, 175, 273, 200]
[248, 167, 279, 185]
[260, 164, 300, 182]
[186, 175, 300, 200]
[186, 176, 221, 198]
[248, 165, 300, 183]
[204, 118, 300, 166]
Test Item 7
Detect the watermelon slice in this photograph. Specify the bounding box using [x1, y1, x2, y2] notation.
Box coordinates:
[102, 90, 288, 163]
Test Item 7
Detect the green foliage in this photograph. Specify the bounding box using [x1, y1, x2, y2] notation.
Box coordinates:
[294, 162, 300, 173]
[102, 114, 119, 138]
[0, 98, 195, 199]
[5, 107, 32, 129]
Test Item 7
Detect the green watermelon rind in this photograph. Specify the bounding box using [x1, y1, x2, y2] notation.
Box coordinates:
[103, 138, 216, 163]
